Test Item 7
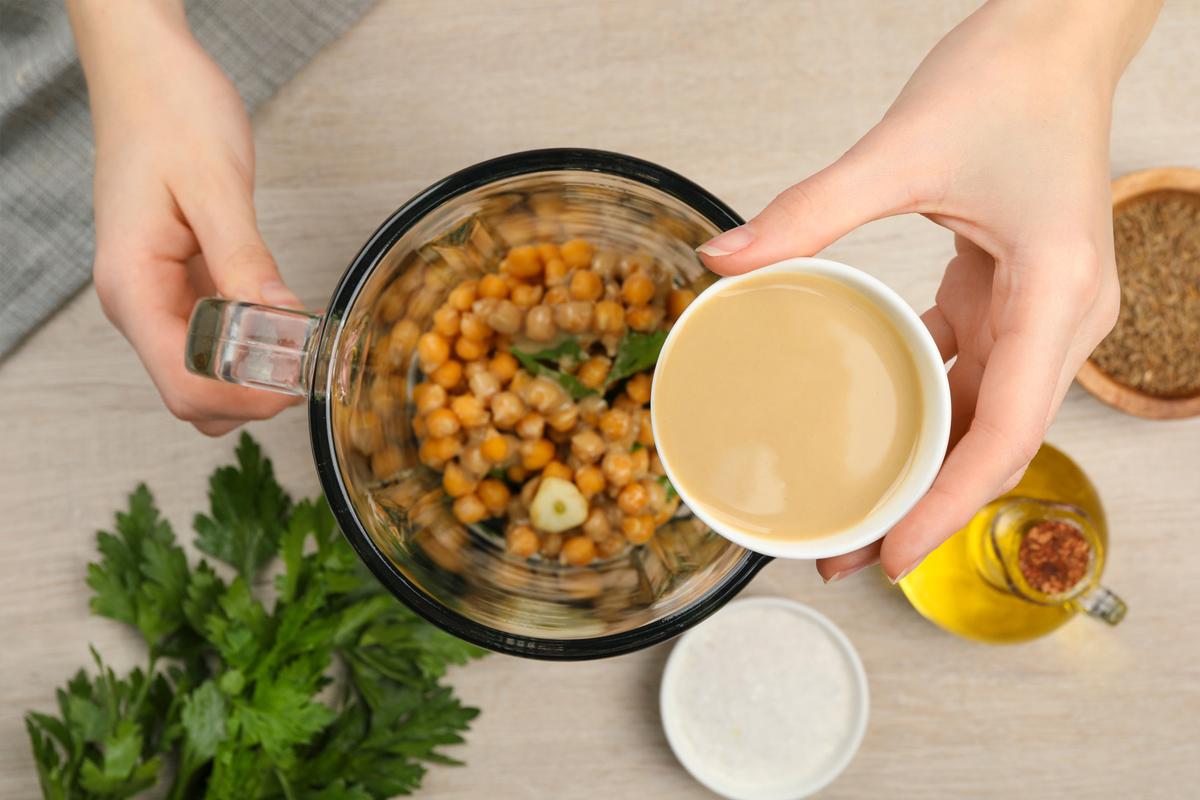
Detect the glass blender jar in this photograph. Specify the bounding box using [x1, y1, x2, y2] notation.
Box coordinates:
[186, 149, 772, 659]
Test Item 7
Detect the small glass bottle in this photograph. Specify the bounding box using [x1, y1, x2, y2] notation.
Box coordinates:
[899, 443, 1126, 644]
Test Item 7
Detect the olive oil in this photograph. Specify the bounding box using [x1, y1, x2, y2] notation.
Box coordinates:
[899, 443, 1123, 644]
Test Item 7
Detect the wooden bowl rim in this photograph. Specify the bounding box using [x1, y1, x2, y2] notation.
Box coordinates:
[1076, 167, 1200, 420]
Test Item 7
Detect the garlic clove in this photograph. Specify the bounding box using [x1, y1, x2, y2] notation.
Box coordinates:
[529, 477, 589, 533]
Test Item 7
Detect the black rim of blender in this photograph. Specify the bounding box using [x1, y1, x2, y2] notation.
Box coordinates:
[310, 147, 772, 660]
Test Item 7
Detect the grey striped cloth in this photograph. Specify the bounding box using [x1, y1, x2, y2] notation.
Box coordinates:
[0, 0, 378, 359]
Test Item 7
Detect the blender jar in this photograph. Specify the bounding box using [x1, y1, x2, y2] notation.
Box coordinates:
[186, 149, 772, 659]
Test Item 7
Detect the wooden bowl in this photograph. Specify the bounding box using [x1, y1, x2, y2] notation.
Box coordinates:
[1074, 167, 1200, 420]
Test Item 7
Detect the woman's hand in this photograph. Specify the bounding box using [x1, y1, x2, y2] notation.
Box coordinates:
[697, 0, 1161, 582]
[68, 0, 302, 436]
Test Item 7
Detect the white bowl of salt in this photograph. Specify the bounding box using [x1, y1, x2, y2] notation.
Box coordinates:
[660, 597, 869, 800]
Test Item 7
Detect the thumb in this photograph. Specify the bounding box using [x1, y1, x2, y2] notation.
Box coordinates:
[697, 151, 911, 275]
[179, 173, 303, 309]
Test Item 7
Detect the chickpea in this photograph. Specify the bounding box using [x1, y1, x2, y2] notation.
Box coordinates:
[582, 505, 610, 541]
[577, 356, 611, 390]
[626, 304, 663, 332]
[631, 446, 650, 478]
[463, 360, 488, 381]
[413, 382, 447, 415]
[554, 301, 594, 334]
[618, 482, 649, 515]
[570, 429, 606, 463]
[445, 280, 475, 311]
[537, 242, 562, 264]
[540, 530, 564, 558]
[370, 446, 404, 480]
[509, 369, 533, 394]
[602, 450, 635, 488]
[560, 238, 595, 269]
[655, 495, 682, 526]
[561, 536, 597, 567]
[429, 358, 463, 390]
[412, 413, 428, 440]
[453, 493, 488, 524]
[520, 438, 556, 471]
[490, 391, 526, 429]
[460, 443, 490, 478]
[477, 479, 511, 516]
[569, 269, 603, 302]
[667, 288, 696, 321]
[519, 475, 542, 507]
[642, 478, 667, 513]
[543, 258, 569, 287]
[488, 351, 519, 383]
[417, 331, 451, 372]
[613, 392, 641, 413]
[599, 408, 633, 441]
[525, 304, 556, 341]
[593, 300, 626, 335]
[469, 370, 502, 404]
[538, 461, 572, 483]
[649, 449, 666, 477]
[423, 435, 462, 464]
[506, 464, 528, 484]
[596, 533, 628, 559]
[510, 283, 544, 308]
[426, 408, 461, 439]
[442, 461, 477, 498]
[506, 524, 540, 558]
[450, 394, 489, 428]
[485, 299, 523, 335]
[432, 304, 460, 338]
[516, 411, 545, 440]
[635, 408, 655, 447]
[625, 372, 652, 405]
[523, 377, 565, 415]
[507, 245, 542, 279]
[575, 465, 606, 500]
[622, 514, 656, 545]
[621, 272, 656, 307]
[459, 312, 492, 342]
[478, 273, 509, 300]
[620, 253, 652, 280]
[480, 432, 509, 463]
[388, 318, 422, 365]
[544, 285, 571, 305]
[547, 403, 579, 433]
[454, 335, 490, 362]
[578, 394, 608, 428]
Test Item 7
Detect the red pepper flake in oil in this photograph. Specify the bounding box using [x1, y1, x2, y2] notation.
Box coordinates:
[1017, 520, 1090, 596]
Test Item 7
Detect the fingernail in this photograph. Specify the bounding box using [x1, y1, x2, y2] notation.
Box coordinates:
[696, 224, 756, 257]
[823, 564, 870, 585]
[888, 559, 924, 585]
[260, 281, 303, 309]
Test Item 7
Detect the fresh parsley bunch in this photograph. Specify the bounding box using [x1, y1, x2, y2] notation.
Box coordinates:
[26, 433, 486, 800]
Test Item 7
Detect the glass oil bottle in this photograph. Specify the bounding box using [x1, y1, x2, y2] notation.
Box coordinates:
[899, 443, 1126, 644]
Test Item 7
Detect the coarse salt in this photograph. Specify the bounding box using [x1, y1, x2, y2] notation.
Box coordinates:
[661, 599, 867, 800]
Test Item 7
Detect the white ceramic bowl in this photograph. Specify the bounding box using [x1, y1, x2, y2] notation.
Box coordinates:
[650, 257, 951, 560]
[659, 597, 870, 800]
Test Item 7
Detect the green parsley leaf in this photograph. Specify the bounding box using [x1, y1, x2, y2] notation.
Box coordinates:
[194, 431, 291, 579]
[606, 329, 668, 387]
[657, 475, 678, 501]
[27, 434, 486, 800]
[87, 484, 191, 653]
[510, 341, 598, 401]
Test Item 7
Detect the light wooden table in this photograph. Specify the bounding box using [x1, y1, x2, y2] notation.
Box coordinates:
[4, 2, 1200, 797]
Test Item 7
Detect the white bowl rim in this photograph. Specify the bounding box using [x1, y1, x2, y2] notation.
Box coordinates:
[659, 596, 871, 800]
[650, 256, 952, 559]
